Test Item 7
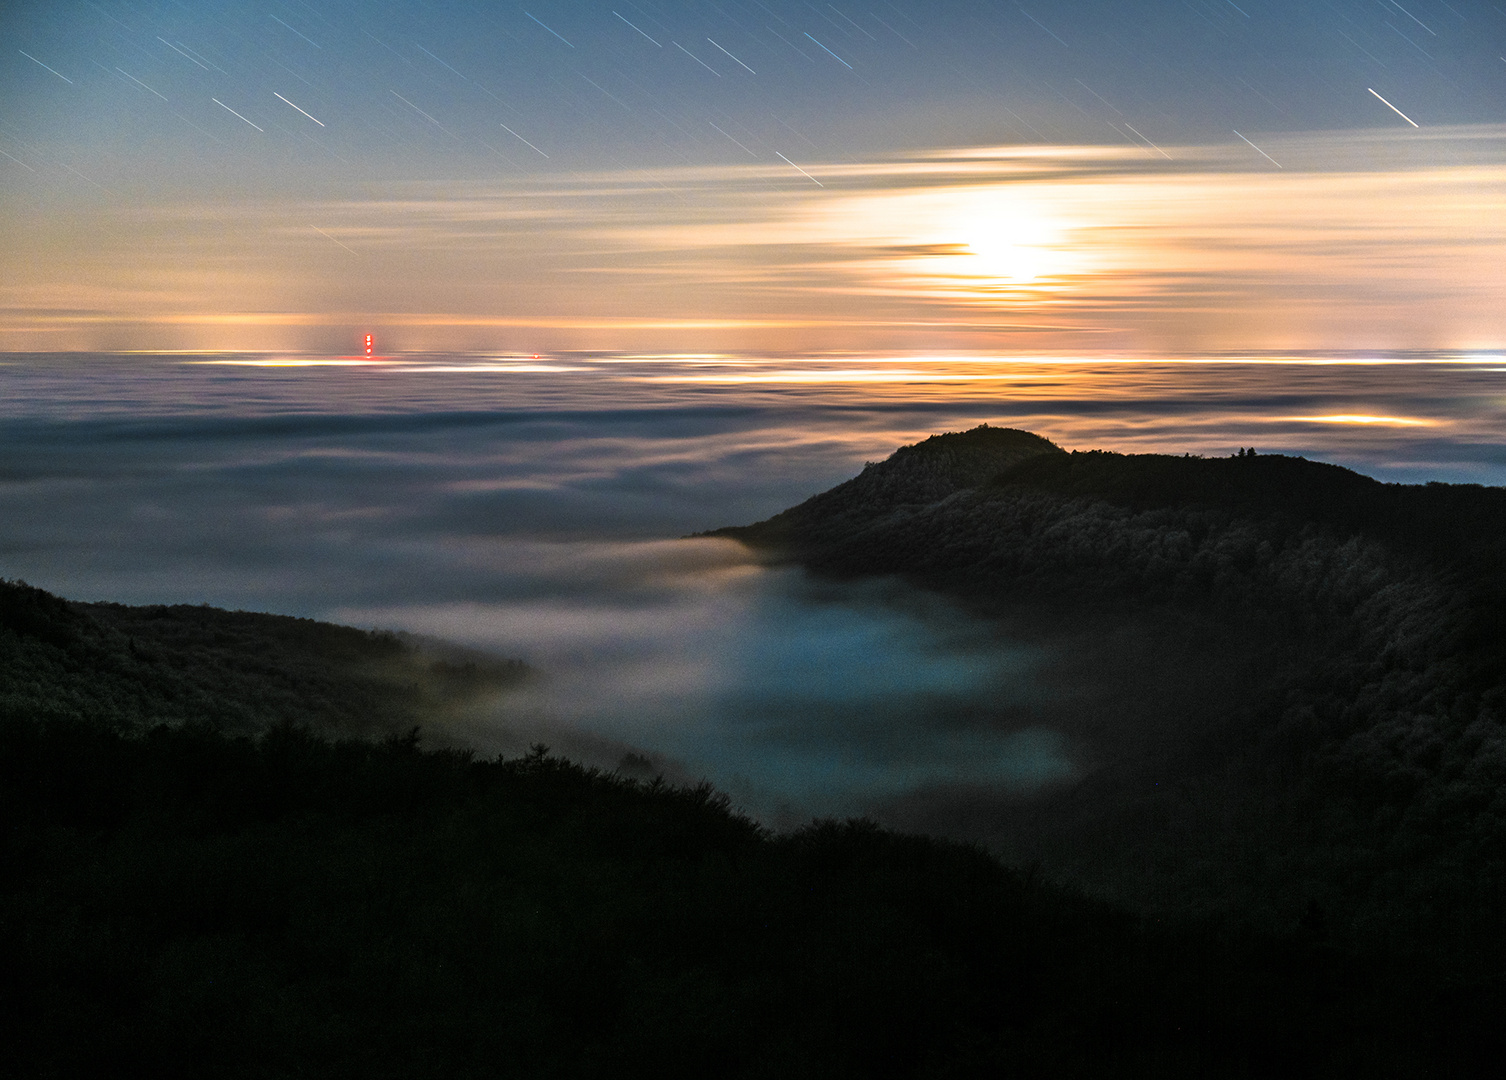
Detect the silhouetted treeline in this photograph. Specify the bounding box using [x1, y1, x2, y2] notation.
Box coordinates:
[716, 427, 1506, 966]
[0, 579, 526, 739]
[3, 714, 1500, 1078]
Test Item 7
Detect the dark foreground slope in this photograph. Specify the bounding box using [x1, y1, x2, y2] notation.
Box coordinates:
[716, 427, 1506, 960]
[5, 708, 1499, 1078]
[4, 587, 1501, 1074]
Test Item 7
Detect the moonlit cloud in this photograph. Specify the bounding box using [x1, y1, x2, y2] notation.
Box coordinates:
[7, 1, 1506, 354]
[4, 127, 1504, 354]
[1286, 414, 1438, 426]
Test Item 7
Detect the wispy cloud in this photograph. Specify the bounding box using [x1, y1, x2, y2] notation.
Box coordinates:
[4, 127, 1504, 353]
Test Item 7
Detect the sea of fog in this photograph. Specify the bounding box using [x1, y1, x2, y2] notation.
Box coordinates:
[3, 351, 1504, 825]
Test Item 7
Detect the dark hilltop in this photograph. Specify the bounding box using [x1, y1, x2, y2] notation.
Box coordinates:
[5, 425, 1506, 1077]
[717, 425, 1506, 950]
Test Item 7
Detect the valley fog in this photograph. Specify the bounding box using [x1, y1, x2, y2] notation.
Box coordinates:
[2, 351, 1503, 826]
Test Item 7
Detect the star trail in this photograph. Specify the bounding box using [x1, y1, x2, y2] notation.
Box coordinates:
[1, 1, 1504, 353]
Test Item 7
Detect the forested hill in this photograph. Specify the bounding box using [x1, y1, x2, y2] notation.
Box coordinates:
[0, 579, 527, 739]
[717, 423, 1506, 599]
[13, 583, 1501, 1075]
[4, 476, 1506, 1071]
[715, 424, 1506, 688]
[719, 425, 1068, 555]
[715, 427, 1506, 962]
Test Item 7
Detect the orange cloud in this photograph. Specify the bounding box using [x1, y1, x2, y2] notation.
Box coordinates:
[3, 126, 1504, 354]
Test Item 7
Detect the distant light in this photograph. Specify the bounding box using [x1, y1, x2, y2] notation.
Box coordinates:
[365, 334, 373, 357]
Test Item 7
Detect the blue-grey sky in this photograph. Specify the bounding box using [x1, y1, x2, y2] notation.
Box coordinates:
[4, 1, 1505, 353]
[7, 1, 1504, 175]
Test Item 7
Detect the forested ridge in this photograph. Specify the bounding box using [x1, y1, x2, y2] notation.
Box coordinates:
[5, 424, 1506, 1075]
[16, 712, 1485, 1078]
[0, 582, 526, 739]
[8, 580, 1483, 1077]
[715, 426, 1506, 969]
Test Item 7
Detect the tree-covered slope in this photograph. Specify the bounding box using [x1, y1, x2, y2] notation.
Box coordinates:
[721, 424, 1066, 553]
[716, 428, 1506, 952]
[717, 425, 1506, 618]
[5, 716, 1500, 1079]
[1, 579, 526, 739]
[9, 575, 1483, 1076]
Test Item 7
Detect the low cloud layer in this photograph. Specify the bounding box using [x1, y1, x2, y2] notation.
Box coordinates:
[337, 540, 1070, 823]
[2, 353, 1504, 826]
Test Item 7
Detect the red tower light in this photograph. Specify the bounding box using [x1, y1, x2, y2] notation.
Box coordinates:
[364, 334, 373, 357]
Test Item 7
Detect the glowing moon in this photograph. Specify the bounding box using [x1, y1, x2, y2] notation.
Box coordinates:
[962, 211, 1058, 282]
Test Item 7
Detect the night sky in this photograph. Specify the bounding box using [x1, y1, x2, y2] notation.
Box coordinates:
[4, 1, 1505, 353]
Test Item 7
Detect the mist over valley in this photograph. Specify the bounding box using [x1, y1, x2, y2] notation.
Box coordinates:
[5, 353, 1505, 913]
[5, 352, 1506, 1073]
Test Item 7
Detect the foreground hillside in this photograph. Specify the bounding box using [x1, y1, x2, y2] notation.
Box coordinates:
[715, 426, 1506, 963]
[12, 718, 1472, 1079]
[4, 580, 1502, 1074]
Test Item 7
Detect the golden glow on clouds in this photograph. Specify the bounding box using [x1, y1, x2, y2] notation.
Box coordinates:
[402, 364, 576, 373]
[196, 358, 392, 367]
[1285, 414, 1438, 426]
[3, 127, 1505, 353]
[175, 354, 1490, 386]
[639, 368, 1006, 384]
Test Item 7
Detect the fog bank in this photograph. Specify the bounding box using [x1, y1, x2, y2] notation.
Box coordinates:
[3, 352, 1503, 825]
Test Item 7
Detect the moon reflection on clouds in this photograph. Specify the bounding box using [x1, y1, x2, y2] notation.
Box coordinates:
[2, 3, 1505, 354]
